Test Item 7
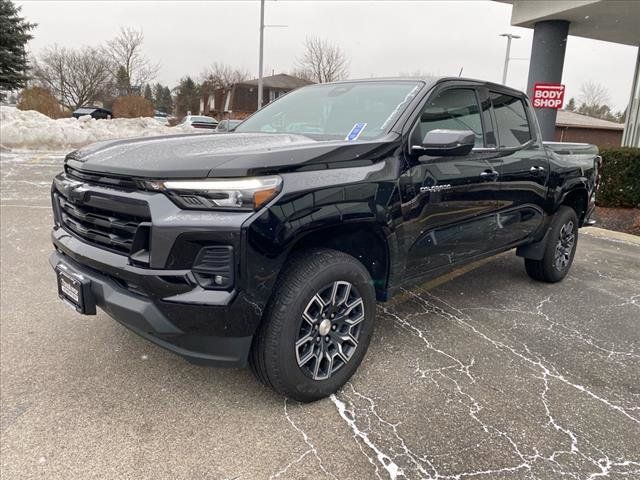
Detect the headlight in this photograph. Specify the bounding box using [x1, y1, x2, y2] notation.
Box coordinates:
[145, 176, 282, 211]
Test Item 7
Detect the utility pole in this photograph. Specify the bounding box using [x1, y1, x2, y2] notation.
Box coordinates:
[258, 0, 265, 110]
[257, 0, 287, 110]
[500, 33, 520, 85]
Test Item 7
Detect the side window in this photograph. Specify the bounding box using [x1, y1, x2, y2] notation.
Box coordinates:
[490, 92, 532, 147]
[413, 88, 484, 147]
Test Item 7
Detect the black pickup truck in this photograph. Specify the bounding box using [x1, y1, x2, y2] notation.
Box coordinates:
[50, 77, 600, 401]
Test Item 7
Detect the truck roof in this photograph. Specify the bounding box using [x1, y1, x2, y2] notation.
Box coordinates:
[324, 76, 527, 98]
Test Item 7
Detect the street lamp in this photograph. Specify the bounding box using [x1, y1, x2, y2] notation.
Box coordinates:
[258, 0, 287, 109]
[499, 33, 521, 85]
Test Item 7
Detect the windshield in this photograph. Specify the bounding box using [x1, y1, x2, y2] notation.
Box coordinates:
[235, 81, 423, 141]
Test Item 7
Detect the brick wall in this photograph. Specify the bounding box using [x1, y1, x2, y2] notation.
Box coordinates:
[554, 127, 623, 148]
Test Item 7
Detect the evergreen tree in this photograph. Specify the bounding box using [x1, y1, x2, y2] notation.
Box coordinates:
[150, 82, 172, 113]
[576, 101, 620, 122]
[143, 83, 153, 104]
[0, 0, 36, 97]
[173, 77, 199, 117]
[152, 82, 163, 109]
[115, 65, 130, 96]
[161, 86, 173, 114]
[565, 97, 576, 111]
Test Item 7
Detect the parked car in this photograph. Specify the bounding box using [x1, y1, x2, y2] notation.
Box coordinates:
[153, 110, 169, 125]
[50, 78, 600, 402]
[72, 106, 111, 119]
[179, 114, 218, 129]
[215, 119, 242, 132]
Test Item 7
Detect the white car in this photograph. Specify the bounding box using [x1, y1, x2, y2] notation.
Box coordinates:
[179, 115, 218, 129]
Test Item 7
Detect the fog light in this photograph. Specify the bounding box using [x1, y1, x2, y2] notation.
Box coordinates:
[192, 246, 234, 290]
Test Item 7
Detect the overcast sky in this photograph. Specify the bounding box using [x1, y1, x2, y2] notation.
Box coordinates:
[18, 0, 638, 111]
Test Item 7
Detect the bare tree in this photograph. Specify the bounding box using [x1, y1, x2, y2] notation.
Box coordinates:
[199, 63, 250, 115]
[398, 69, 435, 79]
[200, 62, 250, 91]
[578, 81, 610, 107]
[31, 45, 112, 110]
[104, 27, 159, 93]
[295, 36, 349, 83]
[289, 68, 315, 83]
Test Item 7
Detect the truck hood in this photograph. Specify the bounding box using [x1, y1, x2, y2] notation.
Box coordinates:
[65, 132, 397, 179]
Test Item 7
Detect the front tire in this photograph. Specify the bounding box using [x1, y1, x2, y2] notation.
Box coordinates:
[525, 206, 579, 283]
[250, 249, 376, 402]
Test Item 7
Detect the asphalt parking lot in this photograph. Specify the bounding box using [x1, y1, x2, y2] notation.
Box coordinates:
[1, 151, 639, 480]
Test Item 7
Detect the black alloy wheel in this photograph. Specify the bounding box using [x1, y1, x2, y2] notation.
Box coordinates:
[250, 249, 375, 402]
[295, 281, 365, 380]
[524, 206, 579, 283]
[554, 220, 576, 271]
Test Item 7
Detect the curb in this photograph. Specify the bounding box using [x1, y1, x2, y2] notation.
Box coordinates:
[582, 226, 640, 246]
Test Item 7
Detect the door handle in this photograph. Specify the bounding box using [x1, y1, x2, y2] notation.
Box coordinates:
[480, 169, 499, 180]
[530, 165, 546, 175]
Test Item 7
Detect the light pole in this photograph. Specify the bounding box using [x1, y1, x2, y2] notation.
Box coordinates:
[499, 33, 521, 85]
[257, 0, 286, 110]
[258, 0, 265, 109]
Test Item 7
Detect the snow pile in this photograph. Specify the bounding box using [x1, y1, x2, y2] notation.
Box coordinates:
[0, 106, 195, 151]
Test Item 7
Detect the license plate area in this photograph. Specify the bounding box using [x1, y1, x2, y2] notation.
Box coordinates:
[56, 265, 96, 315]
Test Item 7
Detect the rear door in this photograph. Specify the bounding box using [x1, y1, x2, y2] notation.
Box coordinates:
[489, 90, 549, 247]
[398, 84, 502, 283]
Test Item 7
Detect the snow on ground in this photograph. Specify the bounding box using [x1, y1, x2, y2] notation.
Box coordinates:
[0, 106, 195, 151]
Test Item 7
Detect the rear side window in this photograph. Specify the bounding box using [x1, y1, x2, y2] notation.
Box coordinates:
[413, 88, 484, 147]
[490, 92, 531, 148]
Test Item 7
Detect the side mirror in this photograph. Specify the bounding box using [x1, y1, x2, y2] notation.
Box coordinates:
[412, 129, 475, 157]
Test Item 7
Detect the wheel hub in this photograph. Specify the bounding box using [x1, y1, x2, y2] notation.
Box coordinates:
[318, 318, 332, 336]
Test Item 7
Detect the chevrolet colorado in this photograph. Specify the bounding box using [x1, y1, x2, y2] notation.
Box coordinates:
[50, 78, 600, 402]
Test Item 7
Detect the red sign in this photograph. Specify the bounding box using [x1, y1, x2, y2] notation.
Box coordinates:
[532, 83, 565, 109]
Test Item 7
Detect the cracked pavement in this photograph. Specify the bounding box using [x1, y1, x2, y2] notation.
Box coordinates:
[2, 151, 639, 479]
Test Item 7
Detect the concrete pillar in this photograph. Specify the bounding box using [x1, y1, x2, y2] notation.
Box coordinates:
[621, 46, 640, 147]
[526, 20, 570, 141]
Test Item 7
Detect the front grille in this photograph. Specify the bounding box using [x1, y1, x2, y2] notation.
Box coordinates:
[65, 165, 139, 191]
[55, 193, 150, 255]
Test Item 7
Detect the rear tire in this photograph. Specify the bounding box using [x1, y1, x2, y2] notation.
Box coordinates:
[250, 249, 376, 402]
[525, 206, 578, 283]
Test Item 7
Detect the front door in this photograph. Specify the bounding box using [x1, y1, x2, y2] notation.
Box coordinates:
[398, 86, 502, 284]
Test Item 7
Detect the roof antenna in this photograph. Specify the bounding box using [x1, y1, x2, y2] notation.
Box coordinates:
[458, 67, 464, 77]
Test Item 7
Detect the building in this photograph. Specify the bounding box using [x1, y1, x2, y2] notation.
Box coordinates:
[72, 106, 112, 120]
[498, 0, 640, 147]
[555, 110, 624, 147]
[200, 73, 313, 120]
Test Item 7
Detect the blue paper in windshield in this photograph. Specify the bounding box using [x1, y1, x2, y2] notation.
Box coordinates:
[345, 123, 367, 141]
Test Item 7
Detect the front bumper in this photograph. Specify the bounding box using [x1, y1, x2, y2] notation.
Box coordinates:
[50, 247, 254, 367]
[49, 171, 275, 367]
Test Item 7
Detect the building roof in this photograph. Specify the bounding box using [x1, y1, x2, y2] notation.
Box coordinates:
[496, 0, 640, 46]
[243, 73, 314, 89]
[555, 110, 624, 131]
